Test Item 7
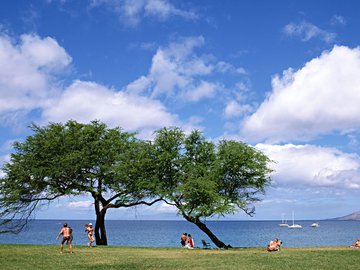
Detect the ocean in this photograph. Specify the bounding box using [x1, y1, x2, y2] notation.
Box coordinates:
[0, 220, 359, 248]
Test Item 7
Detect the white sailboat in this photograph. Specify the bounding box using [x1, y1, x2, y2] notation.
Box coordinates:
[279, 213, 289, 227]
[288, 211, 302, 229]
[311, 222, 320, 228]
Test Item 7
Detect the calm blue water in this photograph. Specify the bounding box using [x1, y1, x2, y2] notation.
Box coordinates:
[0, 220, 359, 248]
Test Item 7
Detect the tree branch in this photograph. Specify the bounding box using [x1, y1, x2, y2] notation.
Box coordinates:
[162, 198, 177, 206]
[105, 197, 163, 209]
[105, 191, 126, 205]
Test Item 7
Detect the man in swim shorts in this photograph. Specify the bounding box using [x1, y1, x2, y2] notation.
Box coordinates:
[56, 223, 73, 253]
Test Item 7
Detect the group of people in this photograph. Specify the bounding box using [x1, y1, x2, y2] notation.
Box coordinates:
[267, 237, 360, 251]
[55, 227, 360, 253]
[56, 222, 95, 253]
[180, 232, 195, 249]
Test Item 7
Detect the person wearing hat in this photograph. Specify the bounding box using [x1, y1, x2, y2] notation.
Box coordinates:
[85, 223, 95, 247]
[56, 223, 73, 253]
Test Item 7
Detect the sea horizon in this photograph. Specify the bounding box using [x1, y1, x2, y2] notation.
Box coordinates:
[1, 219, 359, 248]
[6, 216, 354, 221]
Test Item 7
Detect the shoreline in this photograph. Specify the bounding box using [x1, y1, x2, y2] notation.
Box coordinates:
[0, 243, 354, 249]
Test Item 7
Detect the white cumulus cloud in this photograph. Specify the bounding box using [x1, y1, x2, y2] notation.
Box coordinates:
[224, 100, 252, 119]
[256, 143, 360, 189]
[125, 36, 244, 104]
[0, 31, 206, 136]
[20, 34, 71, 72]
[42, 80, 179, 133]
[241, 45, 360, 143]
[0, 33, 71, 117]
[148, 36, 212, 98]
[183, 80, 219, 102]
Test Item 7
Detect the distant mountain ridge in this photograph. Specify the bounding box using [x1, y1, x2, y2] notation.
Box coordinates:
[333, 211, 360, 220]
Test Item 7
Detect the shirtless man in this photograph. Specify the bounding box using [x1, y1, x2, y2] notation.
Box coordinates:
[56, 223, 73, 253]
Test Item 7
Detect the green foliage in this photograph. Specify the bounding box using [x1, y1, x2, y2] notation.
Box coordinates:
[153, 127, 184, 192]
[0, 121, 272, 247]
[0, 120, 156, 234]
[153, 128, 273, 220]
[215, 140, 273, 215]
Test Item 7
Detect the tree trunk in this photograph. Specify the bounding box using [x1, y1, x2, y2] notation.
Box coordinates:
[95, 209, 108, 245]
[94, 197, 108, 245]
[184, 215, 232, 249]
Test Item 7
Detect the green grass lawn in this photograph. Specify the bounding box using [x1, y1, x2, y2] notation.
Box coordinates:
[0, 244, 359, 270]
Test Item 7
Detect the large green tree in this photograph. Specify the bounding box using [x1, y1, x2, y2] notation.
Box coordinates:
[153, 128, 273, 248]
[0, 120, 160, 245]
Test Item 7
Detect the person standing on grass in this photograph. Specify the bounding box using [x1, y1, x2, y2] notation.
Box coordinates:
[56, 223, 73, 253]
[85, 223, 95, 247]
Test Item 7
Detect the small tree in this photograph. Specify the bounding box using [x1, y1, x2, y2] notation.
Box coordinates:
[0, 120, 160, 245]
[153, 128, 273, 248]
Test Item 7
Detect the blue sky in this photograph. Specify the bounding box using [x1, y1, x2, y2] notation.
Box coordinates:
[1, 0, 360, 221]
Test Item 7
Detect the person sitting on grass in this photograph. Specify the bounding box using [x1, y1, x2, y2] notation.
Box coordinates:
[187, 234, 195, 249]
[180, 232, 187, 248]
[350, 238, 360, 248]
[267, 238, 282, 252]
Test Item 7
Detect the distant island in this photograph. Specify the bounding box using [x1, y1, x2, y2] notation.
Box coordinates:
[332, 211, 360, 220]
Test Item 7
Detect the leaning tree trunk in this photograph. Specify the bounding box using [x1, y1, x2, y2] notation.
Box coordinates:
[184, 215, 232, 248]
[94, 198, 108, 245]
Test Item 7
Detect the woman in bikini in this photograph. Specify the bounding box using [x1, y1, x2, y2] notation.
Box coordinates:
[85, 223, 95, 247]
